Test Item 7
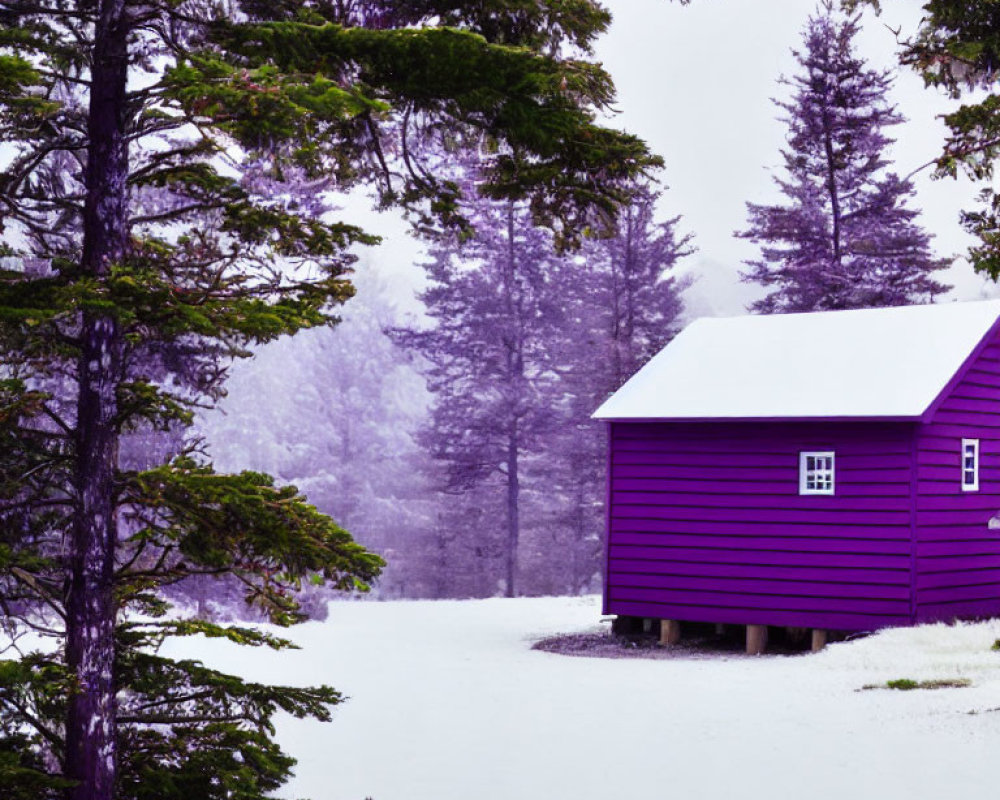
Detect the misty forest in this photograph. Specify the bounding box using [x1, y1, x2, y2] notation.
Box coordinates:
[3, 0, 1000, 799]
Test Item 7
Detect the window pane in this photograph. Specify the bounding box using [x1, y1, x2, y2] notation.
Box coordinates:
[801, 451, 834, 494]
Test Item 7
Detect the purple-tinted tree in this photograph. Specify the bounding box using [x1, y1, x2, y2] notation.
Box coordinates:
[395, 179, 689, 597]
[199, 182, 690, 602]
[202, 271, 442, 601]
[740, 2, 950, 313]
[582, 183, 691, 393]
[542, 182, 690, 592]
[430, 482, 509, 598]
[394, 194, 565, 598]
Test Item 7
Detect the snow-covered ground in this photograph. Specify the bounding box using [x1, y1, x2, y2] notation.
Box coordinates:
[165, 595, 1000, 800]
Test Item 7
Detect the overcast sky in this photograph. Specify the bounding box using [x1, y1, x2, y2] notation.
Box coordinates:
[351, 1, 1000, 319]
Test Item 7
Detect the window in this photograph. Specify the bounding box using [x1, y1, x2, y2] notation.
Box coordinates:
[962, 439, 980, 492]
[800, 451, 835, 495]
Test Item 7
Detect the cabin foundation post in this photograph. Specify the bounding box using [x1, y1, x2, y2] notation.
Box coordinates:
[659, 619, 681, 646]
[811, 629, 827, 652]
[746, 625, 768, 655]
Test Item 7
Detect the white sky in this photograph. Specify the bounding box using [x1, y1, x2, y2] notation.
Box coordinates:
[354, 0, 1000, 319]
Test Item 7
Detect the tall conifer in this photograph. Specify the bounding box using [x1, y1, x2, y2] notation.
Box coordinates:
[393, 191, 563, 598]
[546, 182, 689, 592]
[740, 3, 950, 312]
[394, 179, 688, 597]
[0, 3, 657, 797]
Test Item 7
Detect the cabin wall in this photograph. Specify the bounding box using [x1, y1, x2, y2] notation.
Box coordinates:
[916, 331, 1000, 623]
[606, 421, 915, 631]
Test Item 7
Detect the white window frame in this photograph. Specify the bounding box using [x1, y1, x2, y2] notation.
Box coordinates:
[962, 438, 980, 492]
[799, 451, 835, 496]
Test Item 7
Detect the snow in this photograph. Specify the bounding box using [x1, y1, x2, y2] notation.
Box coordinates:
[162, 595, 1000, 800]
[593, 300, 1000, 420]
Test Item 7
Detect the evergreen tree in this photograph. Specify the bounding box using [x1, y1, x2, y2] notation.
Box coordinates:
[0, 3, 658, 798]
[395, 180, 688, 597]
[740, 2, 950, 313]
[394, 192, 564, 598]
[203, 272, 441, 601]
[544, 181, 689, 592]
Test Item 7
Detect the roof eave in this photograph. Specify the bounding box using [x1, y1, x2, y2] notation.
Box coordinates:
[920, 314, 1000, 424]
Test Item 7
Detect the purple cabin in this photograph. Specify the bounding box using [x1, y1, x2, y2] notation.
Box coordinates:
[593, 300, 1000, 633]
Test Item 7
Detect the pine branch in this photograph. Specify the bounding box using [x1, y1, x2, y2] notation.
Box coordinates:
[0, 693, 66, 757]
[118, 713, 255, 725]
[39, 404, 73, 437]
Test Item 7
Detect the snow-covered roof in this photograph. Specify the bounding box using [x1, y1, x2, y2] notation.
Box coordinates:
[593, 300, 1000, 420]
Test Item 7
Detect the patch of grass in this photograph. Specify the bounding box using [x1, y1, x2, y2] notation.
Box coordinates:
[966, 706, 1000, 715]
[860, 677, 972, 691]
[991, 639, 1000, 651]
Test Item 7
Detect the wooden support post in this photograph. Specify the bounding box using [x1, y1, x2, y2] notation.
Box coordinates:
[811, 629, 827, 652]
[746, 624, 768, 655]
[659, 619, 681, 646]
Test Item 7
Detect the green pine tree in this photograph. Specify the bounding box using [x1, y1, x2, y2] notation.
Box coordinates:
[0, 3, 659, 799]
[848, 0, 1000, 278]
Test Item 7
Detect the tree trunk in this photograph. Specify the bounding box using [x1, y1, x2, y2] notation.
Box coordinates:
[621, 204, 637, 380]
[572, 478, 586, 593]
[821, 107, 843, 267]
[65, 3, 129, 799]
[502, 201, 521, 598]
[609, 240, 623, 388]
[505, 423, 519, 597]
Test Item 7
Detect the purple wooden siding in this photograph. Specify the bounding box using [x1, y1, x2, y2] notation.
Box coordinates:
[606, 421, 915, 631]
[916, 332, 1000, 623]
